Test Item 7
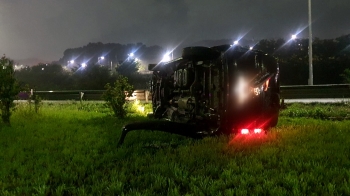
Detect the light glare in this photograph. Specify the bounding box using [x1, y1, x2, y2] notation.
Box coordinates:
[235, 77, 249, 103]
[161, 54, 171, 62]
[241, 129, 249, 134]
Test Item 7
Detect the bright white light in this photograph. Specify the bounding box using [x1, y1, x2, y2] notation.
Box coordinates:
[249, 47, 253, 50]
[161, 53, 171, 62]
[129, 53, 134, 57]
[236, 77, 248, 91]
[70, 60, 74, 64]
[235, 77, 249, 103]
[241, 129, 249, 134]
[254, 129, 262, 134]
[135, 58, 139, 62]
[82, 63, 87, 68]
[100, 56, 104, 60]
[233, 40, 239, 45]
[291, 34, 297, 40]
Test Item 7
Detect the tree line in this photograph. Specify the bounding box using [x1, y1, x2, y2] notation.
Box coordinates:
[254, 34, 350, 85]
[14, 59, 150, 91]
[1, 55, 135, 125]
[13, 34, 350, 91]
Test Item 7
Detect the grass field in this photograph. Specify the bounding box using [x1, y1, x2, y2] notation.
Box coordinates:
[0, 101, 350, 195]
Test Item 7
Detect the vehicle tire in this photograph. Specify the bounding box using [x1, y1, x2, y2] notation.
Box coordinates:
[182, 46, 221, 61]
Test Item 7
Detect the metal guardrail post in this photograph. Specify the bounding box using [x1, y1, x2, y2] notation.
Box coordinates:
[145, 90, 149, 102]
[80, 92, 84, 102]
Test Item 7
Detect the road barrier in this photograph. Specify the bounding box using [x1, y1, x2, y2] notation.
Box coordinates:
[30, 89, 151, 102]
[25, 84, 350, 102]
[280, 84, 350, 99]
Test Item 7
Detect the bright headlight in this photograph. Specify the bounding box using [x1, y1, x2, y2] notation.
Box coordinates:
[234, 76, 271, 104]
[235, 77, 248, 94]
[235, 77, 249, 103]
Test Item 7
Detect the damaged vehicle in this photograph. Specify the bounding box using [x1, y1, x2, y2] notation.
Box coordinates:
[118, 44, 280, 146]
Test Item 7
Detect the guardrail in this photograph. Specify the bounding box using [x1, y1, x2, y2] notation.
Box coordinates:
[26, 84, 350, 101]
[31, 89, 149, 101]
[280, 84, 350, 99]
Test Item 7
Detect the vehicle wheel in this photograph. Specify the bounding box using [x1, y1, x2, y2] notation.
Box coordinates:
[182, 46, 221, 61]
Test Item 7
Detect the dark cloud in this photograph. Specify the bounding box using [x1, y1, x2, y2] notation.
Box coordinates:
[0, 0, 349, 62]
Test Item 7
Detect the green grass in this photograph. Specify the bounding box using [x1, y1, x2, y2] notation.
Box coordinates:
[0, 102, 350, 195]
[280, 102, 350, 119]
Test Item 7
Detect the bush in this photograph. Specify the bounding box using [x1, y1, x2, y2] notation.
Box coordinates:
[127, 100, 152, 116]
[102, 75, 133, 118]
[0, 55, 20, 125]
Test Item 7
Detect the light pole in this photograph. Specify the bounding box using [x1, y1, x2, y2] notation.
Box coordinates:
[308, 0, 313, 85]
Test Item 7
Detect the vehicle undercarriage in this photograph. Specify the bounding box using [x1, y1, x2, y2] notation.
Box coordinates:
[118, 44, 280, 146]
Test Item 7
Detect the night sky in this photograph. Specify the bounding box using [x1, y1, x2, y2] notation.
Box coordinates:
[0, 0, 349, 63]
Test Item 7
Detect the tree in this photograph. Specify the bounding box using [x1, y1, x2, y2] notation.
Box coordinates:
[116, 59, 140, 77]
[15, 63, 72, 90]
[0, 55, 20, 125]
[74, 64, 116, 90]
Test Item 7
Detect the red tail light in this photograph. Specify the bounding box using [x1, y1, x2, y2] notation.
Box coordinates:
[240, 128, 263, 134]
[254, 128, 262, 133]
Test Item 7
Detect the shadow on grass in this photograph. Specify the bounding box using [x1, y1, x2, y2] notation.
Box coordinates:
[77, 114, 194, 152]
[87, 114, 279, 155]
